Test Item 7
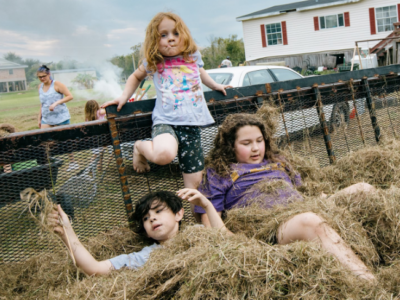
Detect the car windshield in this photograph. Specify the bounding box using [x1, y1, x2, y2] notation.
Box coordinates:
[269, 68, 302, 81]
[202, 73, 233, 92]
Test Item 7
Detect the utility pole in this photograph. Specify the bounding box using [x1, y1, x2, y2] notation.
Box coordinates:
[132, 52, 136, 72]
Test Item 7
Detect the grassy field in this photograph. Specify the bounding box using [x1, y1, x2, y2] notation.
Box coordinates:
[0, 80, 156, 132]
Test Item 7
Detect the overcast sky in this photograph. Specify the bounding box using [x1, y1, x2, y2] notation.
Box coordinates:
[0, 0, 294, 63]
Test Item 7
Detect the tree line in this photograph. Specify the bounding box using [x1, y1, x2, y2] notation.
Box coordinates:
[3, 34, 245, 86]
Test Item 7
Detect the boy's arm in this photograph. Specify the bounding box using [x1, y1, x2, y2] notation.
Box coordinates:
[199, 68, 232, 96]
[177, 189, 227, 231]
[48, 205, 114, 276]
[102, 65, 147, 111]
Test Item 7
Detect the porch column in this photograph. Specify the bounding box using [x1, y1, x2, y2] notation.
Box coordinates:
[24, 80, 27, 90]
[6, 81, 9, 93]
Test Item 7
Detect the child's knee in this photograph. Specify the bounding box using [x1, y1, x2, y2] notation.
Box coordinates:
[355, 182, 376, 193]
[297, 212, 325, 232]
[153, 148, 176, 165]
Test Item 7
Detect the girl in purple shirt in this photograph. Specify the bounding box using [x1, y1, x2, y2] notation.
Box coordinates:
[196, 113, 376, 282]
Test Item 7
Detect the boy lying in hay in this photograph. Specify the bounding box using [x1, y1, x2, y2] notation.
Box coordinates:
[193, 112, 377, 282]
[48, 190, 226, 275]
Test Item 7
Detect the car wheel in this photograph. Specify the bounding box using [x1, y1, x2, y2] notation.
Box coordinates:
[330, 103, 349, 132]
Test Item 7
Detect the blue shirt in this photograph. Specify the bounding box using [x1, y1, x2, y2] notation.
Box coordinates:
[39, 80, 70, 125]
[109, 243, 161, 270]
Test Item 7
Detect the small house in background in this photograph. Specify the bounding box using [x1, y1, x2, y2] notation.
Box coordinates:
[51, 68, 97, 89]
[237, 0, 400, 69]
[0, 58, 28, 93]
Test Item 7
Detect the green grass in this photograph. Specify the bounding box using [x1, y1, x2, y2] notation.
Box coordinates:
[0, 82, 157, 132]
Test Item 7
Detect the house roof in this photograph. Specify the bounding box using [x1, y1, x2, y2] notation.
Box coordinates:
[0, 58, 28, 70]
[236, 0, 362, 21]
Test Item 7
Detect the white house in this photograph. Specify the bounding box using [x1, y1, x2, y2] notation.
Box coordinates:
[237, 0, 400, 69]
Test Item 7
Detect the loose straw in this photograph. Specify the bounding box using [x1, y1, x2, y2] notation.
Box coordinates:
[20, 188, 77, 267]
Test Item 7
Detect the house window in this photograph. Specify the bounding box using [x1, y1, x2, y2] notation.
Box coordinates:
[320, 14, 344, 29]
[265, 23, 282, 46]
[376, 5, 397, 32]
[9, 69, 13, 75]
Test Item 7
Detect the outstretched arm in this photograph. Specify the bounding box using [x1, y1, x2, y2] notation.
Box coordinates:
[48, 205, 113, 275]
[199, 68, 232, 96]
[101, 65, 147, 111]
[177, 188, 227, 231]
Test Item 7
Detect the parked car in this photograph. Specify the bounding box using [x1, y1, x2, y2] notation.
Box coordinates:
[203, 66, 365, 136]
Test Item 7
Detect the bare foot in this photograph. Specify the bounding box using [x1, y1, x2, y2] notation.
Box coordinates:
[133, 141, 150, 173]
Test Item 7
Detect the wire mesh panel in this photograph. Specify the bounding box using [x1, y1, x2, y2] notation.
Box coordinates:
[1, 66, 400, 264]
[0, 131, 127, 263]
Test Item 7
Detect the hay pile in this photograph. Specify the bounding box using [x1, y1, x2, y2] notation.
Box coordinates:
[3, 100, 400, 298]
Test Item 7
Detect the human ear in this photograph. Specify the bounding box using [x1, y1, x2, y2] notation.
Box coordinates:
[175, 208, 184, 222]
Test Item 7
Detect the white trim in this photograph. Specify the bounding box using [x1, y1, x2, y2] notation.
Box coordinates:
[236, 11, 285, 22]
[297, 0, 362, 11]
[237, 0, 362, 21]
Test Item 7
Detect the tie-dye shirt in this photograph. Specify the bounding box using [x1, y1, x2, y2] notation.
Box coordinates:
[143, 51, 215, 126]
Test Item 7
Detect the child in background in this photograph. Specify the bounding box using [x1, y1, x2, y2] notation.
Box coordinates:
[84, 100, 107, 171]
[102, 12, 232, 199]
[48, 190, 226, 275]
[194, 113, 376, 282]
[85, 100, 106, 121]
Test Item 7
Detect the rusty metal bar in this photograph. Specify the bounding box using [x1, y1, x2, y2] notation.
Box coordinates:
[107, 115, 133, 219]
[277, 92, 291, 147]
[313, 85, 336, 164]
[362, 77, 381, 143]
[349, 80, 366, 146]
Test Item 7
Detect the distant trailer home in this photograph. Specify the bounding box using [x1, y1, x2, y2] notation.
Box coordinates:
[237, 0, 400, 69]
[0, 58, 28, 93]
[51, 68, 97, 89]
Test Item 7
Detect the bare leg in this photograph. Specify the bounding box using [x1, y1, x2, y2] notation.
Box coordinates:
[333, 182, 376, 197]
[277, 212, 375, 282]
[321, 182, 376, 199]
[183, 171, 203, 223]
[133, 134, 178, 173]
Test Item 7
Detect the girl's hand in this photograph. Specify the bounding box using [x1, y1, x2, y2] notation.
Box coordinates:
[177, 188, 210, 209]
[101, 95, 128, 112]
[213, 84, 233, 96]
[38, 119, 41, 128]
[47, 204, 71, 236]
[49, 103, 58, 111]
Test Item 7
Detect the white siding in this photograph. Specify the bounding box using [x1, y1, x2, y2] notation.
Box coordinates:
[241, 0, 399, 61]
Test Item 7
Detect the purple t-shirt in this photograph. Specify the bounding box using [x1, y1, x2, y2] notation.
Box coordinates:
[194, 159, 303, 214]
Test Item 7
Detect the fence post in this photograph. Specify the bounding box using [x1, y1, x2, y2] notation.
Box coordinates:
[362, 76, 381, 143]
[107, 115, 134, 220]
[313, 85, 336, 164]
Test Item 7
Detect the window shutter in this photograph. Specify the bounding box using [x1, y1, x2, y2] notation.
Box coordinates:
[398, 4, 400, 22]
[313, 16, 319, 31]
[281, 21, 288, 45]
[369, 8, 376, 35]
[260, 24, 267, 48]
[344, 12, 350, 27]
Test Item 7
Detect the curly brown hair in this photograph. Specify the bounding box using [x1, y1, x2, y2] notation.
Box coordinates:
[142, 12, 198, 74]
[205, 113, 290, 179]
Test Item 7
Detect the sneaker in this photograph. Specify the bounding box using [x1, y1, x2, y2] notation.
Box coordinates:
[67, 162, 79, 172]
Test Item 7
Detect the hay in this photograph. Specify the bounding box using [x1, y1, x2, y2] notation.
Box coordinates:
[2, 227, 392, 299]
[330, 187, 400, 263]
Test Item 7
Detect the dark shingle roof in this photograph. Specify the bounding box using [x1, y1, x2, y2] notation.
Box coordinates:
[237, 0, 358, 21]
